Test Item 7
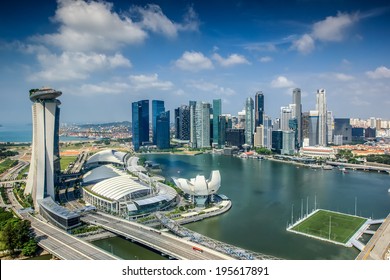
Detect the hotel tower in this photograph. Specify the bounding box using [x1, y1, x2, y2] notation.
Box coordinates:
[25, 87, 62, 209]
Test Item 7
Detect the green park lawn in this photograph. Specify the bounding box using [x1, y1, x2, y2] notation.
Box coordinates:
[60, 156, 77, 171]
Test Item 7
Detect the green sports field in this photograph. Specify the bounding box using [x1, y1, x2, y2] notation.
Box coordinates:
[291, 210, 367, 244]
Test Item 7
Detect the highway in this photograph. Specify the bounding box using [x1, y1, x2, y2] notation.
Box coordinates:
[82, 212, 234, 260]
[356, 214, 390, 260]
[20, 212, 119, 260]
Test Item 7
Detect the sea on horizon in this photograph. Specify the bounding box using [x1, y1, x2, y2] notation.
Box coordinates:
[0, 123, 89, 143]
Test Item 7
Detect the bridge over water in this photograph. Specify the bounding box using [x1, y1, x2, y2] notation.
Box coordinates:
[155, 212, 282, 260]
[81, 211, 234, 260]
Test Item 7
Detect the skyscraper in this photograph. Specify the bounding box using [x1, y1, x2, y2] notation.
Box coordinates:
[254, 125, 264, 147]
[132, 100, 149, 151]
[327, 111, 333, 145]
[333, 118, 352, 144]
[25, 87, 62, 209]
[280, 106, 293, 131]
[189, 101, 197, 147]
[263, 115, 273, 150]
[195, 102, 211, 148]
[292, 88, 302, 147]
[156, 110, 170, 149]
[152, 100, 165, 145]
[316, 89, 327, 146]
[245, 97, 254, 145]
[282, 130, 295, 155]
[212, 99, 222, 146]
[272, 130, 283, 154]
[255, 91, 264, 127]
[174, 105, 190, 140]
[309, 110, 319, 146]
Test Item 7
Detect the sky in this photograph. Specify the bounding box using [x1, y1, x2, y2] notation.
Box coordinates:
[1, 0, 390, 124]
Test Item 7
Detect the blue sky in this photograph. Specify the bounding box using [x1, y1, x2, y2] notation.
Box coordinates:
[1, 0, 390, 124]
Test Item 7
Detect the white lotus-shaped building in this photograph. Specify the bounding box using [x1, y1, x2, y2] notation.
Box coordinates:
[173, 170, 221, 206]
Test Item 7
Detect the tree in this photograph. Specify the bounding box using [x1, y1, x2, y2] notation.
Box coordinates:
[255, 147, 272, 155]
[22, 239, 38, 257]
[1, 219, 32, 255]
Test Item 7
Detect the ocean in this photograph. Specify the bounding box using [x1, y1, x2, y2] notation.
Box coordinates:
[0, 124, 90, 143]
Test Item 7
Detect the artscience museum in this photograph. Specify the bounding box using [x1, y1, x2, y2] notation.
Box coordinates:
[172, 170, 221, 206]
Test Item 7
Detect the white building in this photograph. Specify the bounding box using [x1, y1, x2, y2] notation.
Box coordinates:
[173, 170, 221, 206]
[300, 146, 335, 158]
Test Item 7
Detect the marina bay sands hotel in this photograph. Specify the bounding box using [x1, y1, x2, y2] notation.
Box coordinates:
[25, 87, 62, 210]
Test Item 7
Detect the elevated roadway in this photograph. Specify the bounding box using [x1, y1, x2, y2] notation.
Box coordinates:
[82, 212, 233, 260]
[356, 214, 390, 260]
[19, 212, 119, 260]
[326, 161, 390, 173]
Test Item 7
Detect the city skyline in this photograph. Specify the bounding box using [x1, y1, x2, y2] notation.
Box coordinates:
[1, 0, 390, 124]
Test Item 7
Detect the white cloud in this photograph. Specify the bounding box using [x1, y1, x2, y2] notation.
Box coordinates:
[351, 96, 370, 106]
[212, 53, 250, 67]
[259, 56, 273, 63]
[63, 82, 130, 96]
[292, 34, 315, 54]
[78, 82, 130, 95]
[178, 6, 200, 32]
[243, 43, 277, 52]
[132, 4, 199, 37]
[189, 80, 235, 96]
[291, 12, 359, 54]
[366, 66, 390, 79]
[334, 73, 355, 81]
[312, 12, 358, 42]
[36, 0, 147, 52]
[129, 73, 174, 91]
[29, 51, 131, 81]
[175, 51, 213, 71]
[271, 76, 295, 88]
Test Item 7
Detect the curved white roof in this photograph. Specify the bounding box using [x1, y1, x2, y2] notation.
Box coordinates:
[91, 175, 150, 201]
[86, 149, 127, 165]
[173, 170, 221, 196]
[83, 165, 127, 185]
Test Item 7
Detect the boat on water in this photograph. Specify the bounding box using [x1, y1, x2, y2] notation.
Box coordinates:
[339, 167, 349, 173]
[388, 188, 390, 193]
[322, 165, 333, 170]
